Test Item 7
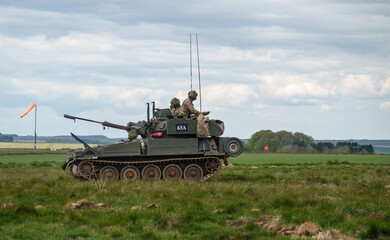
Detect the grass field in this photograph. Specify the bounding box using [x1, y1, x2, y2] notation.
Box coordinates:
[1, 153, 390, 239]
[0, 142, 96, 150]
[231, 153, 390, 165]
[0, 153, 66, 165]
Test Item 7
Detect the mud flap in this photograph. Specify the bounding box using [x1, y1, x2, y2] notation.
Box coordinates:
[61, 162, 68, 171]
[62, 159, 75, 171]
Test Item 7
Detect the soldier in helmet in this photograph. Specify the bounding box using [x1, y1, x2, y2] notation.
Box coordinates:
[170, 97, 181, 117]
[128, 129, 139, 141]
[178, 90, 200, 117]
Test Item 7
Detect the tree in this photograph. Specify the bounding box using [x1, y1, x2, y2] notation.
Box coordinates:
[313, 142, 335, 153]
[292, 132, 314, 147]
[279, 131, 293, 147]
[245, 131, 374, 154]
[245, 130, 314, 153]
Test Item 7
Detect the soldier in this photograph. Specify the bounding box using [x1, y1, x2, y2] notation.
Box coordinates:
[128, 129, 139, 141]
[170, 97, 181, 117]
[178, 90, 200, 117]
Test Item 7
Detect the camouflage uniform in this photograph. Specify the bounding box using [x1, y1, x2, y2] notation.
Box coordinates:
[171, 108, 181, 117]
[178, 90, 199, 117]
[170, 97, 181, 117]
[128, 129, 138, 141]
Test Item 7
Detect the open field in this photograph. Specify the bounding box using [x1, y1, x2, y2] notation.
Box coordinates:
[0, 153, 65, 165]
[231, 153, 390, 165]
[0, 142, 97, 150]
[1, 153, 390, 239]
[0, 142, 98, 154]
[374, 146, 390, 154]
[1, 153, 389, 165]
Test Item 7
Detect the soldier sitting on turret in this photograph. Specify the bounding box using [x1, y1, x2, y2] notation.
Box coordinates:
[170, 97, 181, 117]
[178, 90, 200, 118]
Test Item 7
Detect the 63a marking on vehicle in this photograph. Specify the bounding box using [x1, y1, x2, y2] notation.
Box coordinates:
[176, 124, 188, 132]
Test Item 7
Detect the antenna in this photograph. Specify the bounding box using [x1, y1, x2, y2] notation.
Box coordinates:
[152, 101, 155, 118]
[146, 103, 150, 122]
[190, 34, 193, 90]
[196, 33, 202, 112]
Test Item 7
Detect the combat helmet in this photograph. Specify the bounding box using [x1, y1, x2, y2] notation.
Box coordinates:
[170, 97, 181, 108]
[188, 90, 198, 100]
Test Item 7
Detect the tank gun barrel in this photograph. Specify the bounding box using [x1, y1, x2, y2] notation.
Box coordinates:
[64, 114, 102, 124]
[64, 114, 132, 131]
[101, 121, 131, 131]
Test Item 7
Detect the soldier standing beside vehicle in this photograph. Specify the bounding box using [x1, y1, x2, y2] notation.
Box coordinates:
[178, 90, 200, 117]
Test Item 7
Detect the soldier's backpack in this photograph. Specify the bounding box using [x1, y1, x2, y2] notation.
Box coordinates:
[196, 114, 210, 138]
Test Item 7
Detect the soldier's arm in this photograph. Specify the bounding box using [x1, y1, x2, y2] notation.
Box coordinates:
[173, 109, 180, 117]
[185, 101, 199, 114]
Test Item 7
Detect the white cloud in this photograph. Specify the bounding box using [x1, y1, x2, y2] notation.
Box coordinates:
[380, 78, 390, 95]
[249, 73, 333, 103]
[10, 78, 168, 108]
[338, 75, 390, 99]
[0, 33, 189, 66]
[340, 74, 378, 97]
[1, 2, 390, 139]
[254, 103, 266, 109]
[320, 104, 333, 111]
[202, 83, 257, 107]
[274, 82, 330, 98]
[379, 101, 390, 110]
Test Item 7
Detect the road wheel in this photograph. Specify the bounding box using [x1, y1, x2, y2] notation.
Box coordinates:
[99, 166, 119, 180]
[142, 164, 161, 181]
[224, 137, 244, 157]
[163, 164, 182, 180]
[184, 164, 203, 180]
[120, 166, 140, 180]
[71, 164, 81, 178]
[205, 158, 221, 173]
[77, 161, 95, 179]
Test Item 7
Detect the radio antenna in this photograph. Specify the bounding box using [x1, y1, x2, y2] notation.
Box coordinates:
[190, 34, 193, 90]
[196, 33, 202, 112]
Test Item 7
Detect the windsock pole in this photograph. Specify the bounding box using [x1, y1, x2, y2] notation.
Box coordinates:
[34, 106, 37, 152]
[20, 102, 37, 152]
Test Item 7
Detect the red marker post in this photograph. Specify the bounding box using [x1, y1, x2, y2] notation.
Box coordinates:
[264, 146, 269, 152]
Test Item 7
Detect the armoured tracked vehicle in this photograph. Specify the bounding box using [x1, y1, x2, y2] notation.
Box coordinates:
[62, 102, 243, 181]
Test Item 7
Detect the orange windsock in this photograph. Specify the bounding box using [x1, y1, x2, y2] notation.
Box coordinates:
[20, 103, 36, 118]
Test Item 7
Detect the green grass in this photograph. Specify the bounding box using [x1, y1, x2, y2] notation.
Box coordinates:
[231, 153, 390, 165]
[1, 152, 388, 166]
[0, 142, 96, 150]
[0, 153, 65, 165]
[0, 153, 390, 239]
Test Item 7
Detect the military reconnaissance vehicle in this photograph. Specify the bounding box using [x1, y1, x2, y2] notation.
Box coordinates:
[62, 34, 242, 181]
[62, 102, 243, 181]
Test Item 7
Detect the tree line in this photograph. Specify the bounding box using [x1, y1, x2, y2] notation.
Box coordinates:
[0, 135, 14, 142]
[245, 130, 374, 154]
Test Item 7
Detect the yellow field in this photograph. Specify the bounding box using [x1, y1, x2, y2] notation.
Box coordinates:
[0, 142, 97, 150]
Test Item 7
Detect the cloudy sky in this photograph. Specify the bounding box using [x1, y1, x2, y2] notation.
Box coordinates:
[0, 0, 389, 139]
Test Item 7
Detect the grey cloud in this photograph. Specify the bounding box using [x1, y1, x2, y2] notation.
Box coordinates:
[1, 1, 389, 138]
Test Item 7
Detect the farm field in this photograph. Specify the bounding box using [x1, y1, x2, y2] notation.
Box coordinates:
[0, 142, 96, 150]
[231, 153, 390, 165]
[0, 142, 98, 154]
[0, 153, 390, 239]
